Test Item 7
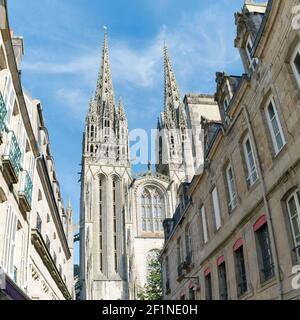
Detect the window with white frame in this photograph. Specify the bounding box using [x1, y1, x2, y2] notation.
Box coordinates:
[200, 205, 208, 244]
[265, 98, 286, 155]
[211, 187, 222, 231]
[2, 73, 15, 126]
[17, 118, 27, 168]
[291, 42, 300, 89]
[243, 135, 258, 187]
[226, 164, 237, 212]
[245, 35, 258, 72]
[286, 190, 300, 260]
[2, 205, 17, 278]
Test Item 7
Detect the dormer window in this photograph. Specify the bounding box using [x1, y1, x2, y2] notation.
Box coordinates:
[223, 97, 229, 112]
[291, 42, 300, 89]
[245, 36, 258, 72]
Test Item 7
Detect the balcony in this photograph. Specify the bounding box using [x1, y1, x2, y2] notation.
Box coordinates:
[18, 170, 33, 213]
[0, 92, 7, 140]
[2, 131, 21, 184]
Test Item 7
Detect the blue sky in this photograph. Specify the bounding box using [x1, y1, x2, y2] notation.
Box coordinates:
[8, 0, 247, 262]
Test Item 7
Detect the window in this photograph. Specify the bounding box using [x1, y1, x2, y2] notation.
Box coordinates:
[223, 97, 229, 112]
[140, 188, 165, 233]
[153, 192, 164, 232]
[46, 235, 50, 251]
[234, 246, 248, 297]
[255, 221, 275, 283]
[226, 164, 237, 212]
[243, 135, 258, 187]
[99, 176, 104, 272]
[286, 190, 300, 260]
[3, 206, 17, 277]
[218, 262, 228, 300]
[212, 187, 222, 230]
[113, 178, 118, 272]
[177, 237, 184, 265]
[2, 74, 15, 126]
[200, 206, 208, 244]
[189, 288, 196, 301]
[53, 252, 57, 266]
[265, 98, 286, 154]
[165, 256, 170, 293]
[104, 119, 110, 138]
[245, 36, 258, 72]
[291, 43, 300, 88]
[36, 213, 42, 234]
[205, 272, 213, 300]
[185, 225, 193, 262]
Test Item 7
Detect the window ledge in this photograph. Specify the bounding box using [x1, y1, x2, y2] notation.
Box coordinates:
[272, 143, 287, 161]
[257, 277, 277, 293]
[247, 179, 260, 192]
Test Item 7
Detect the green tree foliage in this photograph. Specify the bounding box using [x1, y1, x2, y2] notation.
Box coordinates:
[137, 249, 162, 300]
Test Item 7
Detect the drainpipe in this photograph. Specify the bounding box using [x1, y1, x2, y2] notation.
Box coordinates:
[242, 105, 283, 300]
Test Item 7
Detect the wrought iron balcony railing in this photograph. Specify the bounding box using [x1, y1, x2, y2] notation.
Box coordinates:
[2, 131, 22, 184]
[0, 92, 7, 137]
[18, 170, 33, 213]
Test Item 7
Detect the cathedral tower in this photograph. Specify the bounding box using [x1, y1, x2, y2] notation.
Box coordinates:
[80, 32, 131, 300]
[156, 45, 195, 198]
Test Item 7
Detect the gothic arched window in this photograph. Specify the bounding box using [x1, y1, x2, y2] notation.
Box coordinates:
[159, 137, 163, 164]
[90, 125, 95, 139]
[98, 175, 105, 272]
[140, 188, 165, 233]
[104, 119, 110, 138]
[112, 176, 120, 272]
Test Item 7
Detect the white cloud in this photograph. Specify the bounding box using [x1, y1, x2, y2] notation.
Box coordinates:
[22, 1, 241, 94]
[56, 88, 88, 120]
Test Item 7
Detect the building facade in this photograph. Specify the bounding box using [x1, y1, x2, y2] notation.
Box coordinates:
[0, 0, 73, 300]
[79, 33, 220, 299]
[160, 0, 300, 300]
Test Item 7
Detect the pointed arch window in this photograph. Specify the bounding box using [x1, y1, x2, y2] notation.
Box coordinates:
[90, 125, 95, 139]
[112, 177, 119, 272]
[140, 188, 165, 233]
[104, 119, 110, 138]
[99, 175, 105, 272]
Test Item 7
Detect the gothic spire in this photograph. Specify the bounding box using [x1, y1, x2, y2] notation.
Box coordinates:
[95, 31, 115, 112]
[117, 97, 126, 121]
[163, 44, 181, 128]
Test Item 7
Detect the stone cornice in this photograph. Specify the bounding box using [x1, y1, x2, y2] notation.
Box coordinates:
[31, 229, 72, 300]
[0, 3, 40, 158]
[36, 157, 71, 259]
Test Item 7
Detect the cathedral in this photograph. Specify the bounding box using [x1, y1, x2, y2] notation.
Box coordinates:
[79, 32, 220, 300]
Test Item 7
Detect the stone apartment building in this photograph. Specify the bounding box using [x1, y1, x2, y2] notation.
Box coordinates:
[0, 0, 73, 300]
[160, 0, 300, 300]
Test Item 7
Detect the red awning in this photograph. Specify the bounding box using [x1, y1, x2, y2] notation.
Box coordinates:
[253, 215, 267, 232]
[233, 238, 243, 251]
[204, 267, 211, 277]
[217, 255, 225, 266]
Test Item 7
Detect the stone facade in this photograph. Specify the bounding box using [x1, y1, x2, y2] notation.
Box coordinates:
[160, 0, 300, 300]
[79, 36, 220, 299]
[0, 1, 73, 300]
